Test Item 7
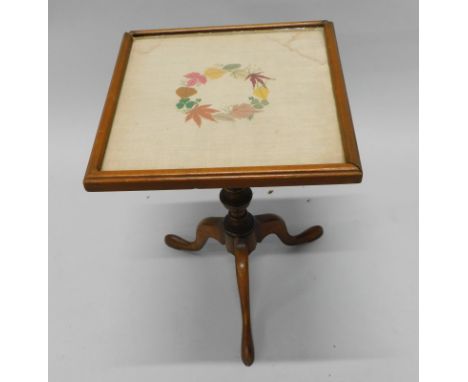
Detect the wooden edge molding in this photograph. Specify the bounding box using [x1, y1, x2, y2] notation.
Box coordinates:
[84, 168, 363, 191]
[129, 20, 328, 37]
[83, 20, 362, 192]
[323, 22, 362, 171]
[84, 33, 133, 178]
[84, 163, 362, 191]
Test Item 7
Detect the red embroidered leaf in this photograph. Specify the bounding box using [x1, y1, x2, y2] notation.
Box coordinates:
[245, 72, 272, 88]
[185, 104, 219, 127]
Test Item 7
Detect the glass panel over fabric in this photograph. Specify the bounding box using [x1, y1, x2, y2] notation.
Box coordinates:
[102, 27, 345, 171]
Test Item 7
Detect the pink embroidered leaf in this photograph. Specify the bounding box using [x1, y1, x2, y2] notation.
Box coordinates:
[184, 72, 207, 86]
[230, 103, 259, 119]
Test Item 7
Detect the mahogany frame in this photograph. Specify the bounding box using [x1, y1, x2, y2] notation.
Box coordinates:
[83, 20, 362, 191]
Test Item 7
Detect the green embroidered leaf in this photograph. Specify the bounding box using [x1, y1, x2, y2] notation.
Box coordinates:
[180, 98, 190, 104]
[176, 102, 184, 109]
[186, 101, 195, 109]
[250, 97, 262, 107]
[223, 63, 241, 71]
[261, 100, 269, 105]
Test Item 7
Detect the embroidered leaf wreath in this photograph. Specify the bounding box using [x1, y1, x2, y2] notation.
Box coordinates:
[175, 64, 273, 127]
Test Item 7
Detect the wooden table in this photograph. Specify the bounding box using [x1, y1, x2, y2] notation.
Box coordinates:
[84, 20, 362, 366]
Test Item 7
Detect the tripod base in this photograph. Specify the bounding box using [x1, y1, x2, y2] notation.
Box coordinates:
[165, 188, 323, 366]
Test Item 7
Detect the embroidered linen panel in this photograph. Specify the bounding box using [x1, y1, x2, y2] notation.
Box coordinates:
[102, 27, 345, 170]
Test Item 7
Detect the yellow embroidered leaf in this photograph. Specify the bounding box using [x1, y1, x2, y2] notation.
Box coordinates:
[204, 67, 225, 79]
[253, 86, 269, 100]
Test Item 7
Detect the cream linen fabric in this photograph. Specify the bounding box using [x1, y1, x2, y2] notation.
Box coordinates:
[101, 27, 345, 171]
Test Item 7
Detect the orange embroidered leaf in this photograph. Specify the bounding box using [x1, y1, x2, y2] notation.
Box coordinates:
[176, 86, 197, 98]
[185, 104, 219, 127]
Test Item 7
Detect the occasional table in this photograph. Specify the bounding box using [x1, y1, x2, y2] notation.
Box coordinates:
[84, 20, 362, 366]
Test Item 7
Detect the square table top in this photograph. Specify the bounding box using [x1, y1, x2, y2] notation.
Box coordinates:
[84, 21, 362, 191]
